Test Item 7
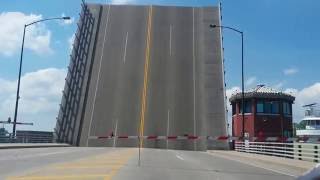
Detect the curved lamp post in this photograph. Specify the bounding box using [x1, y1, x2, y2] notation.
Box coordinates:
[210, 24, 245, 138]
[12, 17, 71, 139]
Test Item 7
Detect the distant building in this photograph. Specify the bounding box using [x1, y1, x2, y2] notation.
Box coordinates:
[230, 85, 295, 138]
[16, 130, 53, 143]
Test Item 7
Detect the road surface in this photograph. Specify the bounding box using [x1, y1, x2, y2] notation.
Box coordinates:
[2, 147, 295, 180]
[56, 4, 227, 150]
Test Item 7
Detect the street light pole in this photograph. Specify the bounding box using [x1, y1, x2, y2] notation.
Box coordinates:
[209, 24, 245, 138]
[12, 17, 70, 139]
[241, 31, 245, 138]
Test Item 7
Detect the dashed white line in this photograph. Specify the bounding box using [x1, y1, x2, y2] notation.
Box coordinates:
[176, 155, 184, 161]
[123, 31, 129, 63]
[169, 25, 172, 56]
[166, 109, 170, 149]
[113, 118, 118, 147]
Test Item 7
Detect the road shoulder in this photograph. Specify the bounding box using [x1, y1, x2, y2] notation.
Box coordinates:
[207, 150, 316, 177]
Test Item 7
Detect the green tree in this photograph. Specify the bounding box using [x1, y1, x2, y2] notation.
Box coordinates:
[0, 127, 9, 136]
[295, 121, 307, 130]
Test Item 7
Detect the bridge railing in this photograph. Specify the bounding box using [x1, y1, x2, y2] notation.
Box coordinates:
[0, 133, 53, 143]
[235, 141, 320, 163]
[0, 135, 11, 143]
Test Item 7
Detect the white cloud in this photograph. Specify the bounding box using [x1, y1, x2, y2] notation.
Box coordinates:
[226, 86, 241, 135]
[245, 76, 257, 87]
[0, 68, 66, 132]
[226, 86, 241, 118]
[283, 68, 298, 75]
[68, 34, 75, 51]
[273, 81, 284, 90]
[111, 0, 134, 4]
[0, 12, 53, 57]
[285, 83, 320, 122]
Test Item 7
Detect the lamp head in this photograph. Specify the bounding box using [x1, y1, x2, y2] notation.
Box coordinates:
[62, 17, 71, 20]
[210, 24, 217, 28]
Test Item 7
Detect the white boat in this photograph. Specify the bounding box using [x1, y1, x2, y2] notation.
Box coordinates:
[296, 103, 320, 137]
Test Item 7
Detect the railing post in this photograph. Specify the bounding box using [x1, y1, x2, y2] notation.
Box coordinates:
[314, 145, 319, 163]
[298, 144, 302, 160]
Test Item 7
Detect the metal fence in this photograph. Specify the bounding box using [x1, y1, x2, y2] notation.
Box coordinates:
[0, 135, 11, 143]
[0, 132, 53, 143]
[235, 141, 320, 163]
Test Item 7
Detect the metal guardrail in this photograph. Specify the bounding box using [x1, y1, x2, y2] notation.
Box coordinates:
[0, 133, 53, 143]
[0, 135, 11, 143]
[235, 141, 320, 163]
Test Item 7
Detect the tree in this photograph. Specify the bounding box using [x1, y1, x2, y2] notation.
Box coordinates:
[295, 121, 307, 130]
[0, 127, 9, 136]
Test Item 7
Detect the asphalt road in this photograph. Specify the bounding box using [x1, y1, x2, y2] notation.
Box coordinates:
[0, 147, 109, 179]
[82, 5, 148, 147]
[2, 147, 295, 180]
[77, 4, 227, 150]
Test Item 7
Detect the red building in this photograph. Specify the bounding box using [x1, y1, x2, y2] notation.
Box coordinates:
[230, 85, 295, 138]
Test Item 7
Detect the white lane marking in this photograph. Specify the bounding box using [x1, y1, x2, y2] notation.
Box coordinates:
[208, 152, 297, 177]
[169, 25, 172, 56]
[192, 7, 197, 151]
[176, 155, 184, 161]
[166, 109, 170, 149]
[123, 31, 129, 63]
[87, 5, 111, 146]
[113, 118, 118, 147]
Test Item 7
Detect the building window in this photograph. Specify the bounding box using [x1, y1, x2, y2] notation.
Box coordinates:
[245, 101, 251, 113]
[283, 102, 292, 115]
[257, 100, 280, 114]
[264, 101, 272, 113]
[271, 102, 279, 114]
[257, 100, 264, 113]
[232, 103, 236, 115]
[239, 100, 252, 114]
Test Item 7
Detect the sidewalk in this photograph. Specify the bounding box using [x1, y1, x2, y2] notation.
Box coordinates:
[208, 150, 317, 177]
[0, 143, 70, 149]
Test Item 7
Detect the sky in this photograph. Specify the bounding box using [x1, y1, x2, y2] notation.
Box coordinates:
[0, 0, 320, 133]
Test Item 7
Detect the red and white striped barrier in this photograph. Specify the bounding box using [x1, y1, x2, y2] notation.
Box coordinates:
[88, 135, 320, 143]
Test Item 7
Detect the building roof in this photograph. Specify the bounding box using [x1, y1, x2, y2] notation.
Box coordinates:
[229, 85, 295, 102]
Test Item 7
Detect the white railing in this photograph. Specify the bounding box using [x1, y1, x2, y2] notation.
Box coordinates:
[235, 141, 320, 163]
[296, 129, 320, 136]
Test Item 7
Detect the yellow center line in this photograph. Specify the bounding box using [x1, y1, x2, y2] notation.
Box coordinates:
[53, 165, 123, 169]
[7, 174, 111, 180]
[139, 5, 153, 148]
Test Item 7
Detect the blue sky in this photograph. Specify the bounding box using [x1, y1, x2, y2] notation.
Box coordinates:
[0, 0, 320, 132]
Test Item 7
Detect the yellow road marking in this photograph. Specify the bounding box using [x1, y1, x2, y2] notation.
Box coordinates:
[139, 5, 153, 148]
[7, 149, 136, 180]
[7, 174, 111, 180]
[53, 165, 122, 169]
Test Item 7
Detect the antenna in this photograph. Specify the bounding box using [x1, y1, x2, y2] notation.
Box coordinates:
[303, 103, 318, 117]
[255, 84, 265, 92]
[302, 103, 317, 107]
